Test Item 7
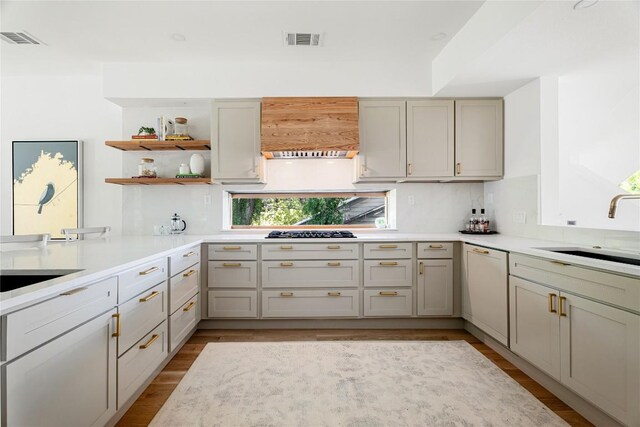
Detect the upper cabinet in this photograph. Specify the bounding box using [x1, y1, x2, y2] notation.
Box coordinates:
[407, 100, 455, 178]
[211, 100, 265, 183]
[455, 100, 503, 177]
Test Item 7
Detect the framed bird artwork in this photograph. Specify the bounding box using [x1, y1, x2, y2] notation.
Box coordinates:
[12, 140, 83, 239]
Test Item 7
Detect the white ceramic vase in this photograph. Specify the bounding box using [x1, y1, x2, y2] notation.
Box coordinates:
[189, 153, 205, 175]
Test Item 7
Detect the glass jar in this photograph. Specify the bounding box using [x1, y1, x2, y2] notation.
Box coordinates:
[174, 117, 189, 136]
[138, 158, 157, 177]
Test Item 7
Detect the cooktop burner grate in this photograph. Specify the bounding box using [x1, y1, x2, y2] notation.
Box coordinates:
[266, 230, 356, 239]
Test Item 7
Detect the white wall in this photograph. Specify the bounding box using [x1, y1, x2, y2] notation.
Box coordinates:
[0, 74, 123, 235]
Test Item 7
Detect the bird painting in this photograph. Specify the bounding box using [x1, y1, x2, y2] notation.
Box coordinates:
[37, 182, 55, 214]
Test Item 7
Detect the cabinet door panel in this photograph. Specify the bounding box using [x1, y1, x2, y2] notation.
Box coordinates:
[407, 100, 454, 177]
[455, 100, 503, 177]
[417, 259, 453, 316]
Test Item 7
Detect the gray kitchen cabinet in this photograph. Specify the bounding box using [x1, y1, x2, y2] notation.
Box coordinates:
[407, 100, 455, 178]
[211, 100, 265, 183]
[417, 259, 453, 316]
[356, 100, 407, 180]
[455, 100, 503, 177]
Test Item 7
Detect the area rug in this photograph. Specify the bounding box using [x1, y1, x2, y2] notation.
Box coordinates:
[150, 341, 568, 427]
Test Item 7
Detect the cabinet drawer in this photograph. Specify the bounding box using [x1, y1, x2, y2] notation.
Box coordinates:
[118, 321, 168, 408]
[3, 277, 117, 362]
[170, 294, 199, 352]
[262, 290, 359, 318]
[170, 264, 200, 314]
[364, 289, 413, 317]
[170, 245, 201, 276]
[208, 244, 257, 260]
[118, 257, 168, 304]
[262, 260, 359, 288]
[262, 243, 359, 260]
[208, 290, 257, 318]
[208, 261, 257, 289]
[363, 243, 413, 259]
[364, 259, 412, 287]
[118, 281, 168, 356]
[417, 242, 453, 259]
[510, 253, 640, 312]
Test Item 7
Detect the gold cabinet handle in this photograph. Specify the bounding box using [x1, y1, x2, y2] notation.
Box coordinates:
[222, 263, 242, 267]
[223, 246, 241, 250]
[558, 296, 567, 317]
[472, 248, 490, 255]
[327, 262, 341, 267]
[139, 334, 159, 349]
[379, 291, 398, 296]
[327, 292, 341, 297]
[379, 261, 398, 266]
[183, 251, 197, 257]
[551, 260, 571, 266]
[456, 163, 461, 175]
[327, 245, 341, 250]
[139, 291, 160, 302]
[183, 269, 197, 277]
[360, 164, 367, 176]
[139, 266, 159, 276]
[407, 163, 413, 175]
[428, 244, 444, 249]
[419, 262, 424, 275]
[280, 245, 293, 250]
[183, 301, 196, 312]
[280, 292, 294, 297]
[59, 287, 88, 296]
[280, 262, 294, 267]
[112, 313, 121, 337]
[548, 293, 557, 313]
[378, 244, 398, 249]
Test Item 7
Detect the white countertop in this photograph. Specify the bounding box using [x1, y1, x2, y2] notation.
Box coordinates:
[1, 232, 638, 315]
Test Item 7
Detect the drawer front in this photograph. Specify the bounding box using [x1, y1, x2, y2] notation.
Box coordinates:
[118, 257, 168, 304]
[208, 244, 257, 260]
[262, 243, 359, 260]
[510, 253, 640, 312]
[364, 289, 413, 317]
[208, 290, 258, 318]
[170, 264, 200, 314]
[363, 243, 413, 259]
[170, 294, 199, 352]
[3, 277, 117, 362]
[208, 261, 258, 289]
[118, 321, 168, 408]
[170, 245, 201, 276]
[118, 281, 168, 356]
[417, 242, 453, 259]
[262, 260, 359, 288]
[262, 290, 359, 318]
[363, 259, 413, 288]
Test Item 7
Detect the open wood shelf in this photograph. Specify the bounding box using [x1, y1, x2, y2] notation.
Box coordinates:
[105, 140, 211, 151]
[105, 177, 213, 185]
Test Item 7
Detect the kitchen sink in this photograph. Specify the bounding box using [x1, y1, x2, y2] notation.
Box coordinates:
[538, 248, 640, 266]
[0, 269, 83, 293]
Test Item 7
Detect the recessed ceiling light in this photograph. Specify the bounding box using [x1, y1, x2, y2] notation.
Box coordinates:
[171, 33, 186, 42]
[431, 32, 447, 41]
[573, 0, 598, 9]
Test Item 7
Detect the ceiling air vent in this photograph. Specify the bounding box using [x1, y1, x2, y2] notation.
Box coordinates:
[1, 32, 42, 45]
[285, 33, 321, 47]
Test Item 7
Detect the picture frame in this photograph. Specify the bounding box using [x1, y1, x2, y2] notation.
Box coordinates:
[12, 140, 83, 239]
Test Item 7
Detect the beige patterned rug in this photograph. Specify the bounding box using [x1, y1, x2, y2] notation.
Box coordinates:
[150, 341, 567, 427]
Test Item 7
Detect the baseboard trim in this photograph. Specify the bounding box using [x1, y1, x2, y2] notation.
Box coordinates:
[464, 321, 623, 427]
[198, 318, 465, 330]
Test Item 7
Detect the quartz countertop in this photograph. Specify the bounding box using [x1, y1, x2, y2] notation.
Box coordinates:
[1, 232, 638, 315]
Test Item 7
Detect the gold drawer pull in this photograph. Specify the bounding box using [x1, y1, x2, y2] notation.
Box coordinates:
[558, 296, 567, 317]
[428, 244, 444, 249]
[327, 262, 341, 267]
[183, 269, 197, 277]
[112, 313, 121, 337]
[139, 291, 160, 302]
[59, 287, 88, 296]
[222, 263, 242, 267]
[183, 301, 196, 312]
[379, 291, 398, 296]
[472, 248, 490, 255]
[548, 293, 557, 313]
[327, 245, 341, 249]
[407, 163, 413, 175]
[280, 245, 293, 250]
[280, 262, 294, 267]
[139, 266, 159, 276]
[456, 163, 462, 174]
[183, 251, 197, 257]
[551, 260, 571, 266]
[419, 262, 424, 275]
[327, 292, 341, 297]
[223, 246, 241, 250]
[379, 261, 398, 266]
[280, 292, 294, 297]
[379, 244, 398, 249]
[139, 334, 159, 349]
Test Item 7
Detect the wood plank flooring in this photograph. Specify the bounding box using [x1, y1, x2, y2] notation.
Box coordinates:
[116, 329, 593, 427]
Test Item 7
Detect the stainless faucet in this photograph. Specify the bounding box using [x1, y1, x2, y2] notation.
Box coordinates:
[608, 194, 640, 218]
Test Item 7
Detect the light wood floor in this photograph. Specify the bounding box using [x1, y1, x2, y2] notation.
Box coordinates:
[116, 329, 593, 427]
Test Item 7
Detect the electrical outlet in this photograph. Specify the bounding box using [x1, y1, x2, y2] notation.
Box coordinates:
[513, 211, 527, 224]
[408, 195, 415, 206]
[486, 193, 494, 204]
[204, 195, 212, 206]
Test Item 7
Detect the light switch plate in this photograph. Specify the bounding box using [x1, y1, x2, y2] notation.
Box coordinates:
[513, 211, 527, 224]
[408, 195, 415, 206]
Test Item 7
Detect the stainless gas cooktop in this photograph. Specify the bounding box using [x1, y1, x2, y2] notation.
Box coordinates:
[266, 230, 356, 239]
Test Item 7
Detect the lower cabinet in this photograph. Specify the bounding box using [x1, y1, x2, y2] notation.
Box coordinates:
[118, 281, 168, 356]
[208, 290, 258, 318]
[170, 294, 199, 351]
[4, 309, 117, 427]
[417, 259, 453, 316]
[262, 290, 359, 318]
[363, 289, 412, 317]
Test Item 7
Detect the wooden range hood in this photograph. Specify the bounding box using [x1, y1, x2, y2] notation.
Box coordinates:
[261, 97, 359, 159]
